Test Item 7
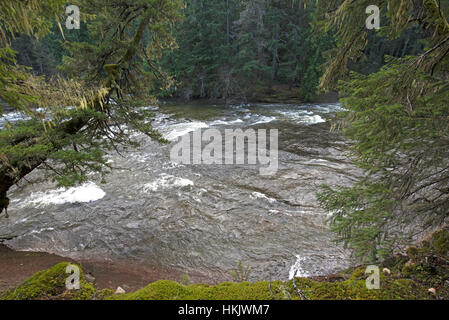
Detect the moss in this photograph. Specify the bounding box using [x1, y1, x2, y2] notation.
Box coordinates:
[415, 228, 449, 256]
[401, 263, 415, 278]
[61, 280, 95, 300]
[0, 261, 435, 301]
[106, 274, 430, 301]
[398, 228, 449, 298]
[382, 254, 409, 275]
[402, 261, 448, 288]
[3, 229, 449, 301]
[407, 247, 420, 262]
[430, 229, 449, 255]
[108, 280, 290, 300]
[294, 275, 427, 300]
[95, 288, 115, 300]
[349, 266, 367, 281]
[2, 262, 95, 300]
[0, 262, 435, 301]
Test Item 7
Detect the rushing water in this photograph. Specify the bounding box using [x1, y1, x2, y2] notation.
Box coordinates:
[0, 102, 361, 282]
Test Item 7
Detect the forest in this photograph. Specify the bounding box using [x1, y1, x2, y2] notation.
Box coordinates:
[1, 0, 449, 301]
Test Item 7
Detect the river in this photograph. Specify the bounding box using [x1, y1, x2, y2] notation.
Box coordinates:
[0, 102, 361, 282]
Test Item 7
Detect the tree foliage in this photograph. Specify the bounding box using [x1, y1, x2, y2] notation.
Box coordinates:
[314, 0, 449, 261]
[0, 0, 183, 213]
[159, 0, 332, 101]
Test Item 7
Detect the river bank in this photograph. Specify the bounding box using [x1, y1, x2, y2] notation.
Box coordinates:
[163, 87, 339, 106]
[2, 226, 449, 300]
[0, 244, 215, 293]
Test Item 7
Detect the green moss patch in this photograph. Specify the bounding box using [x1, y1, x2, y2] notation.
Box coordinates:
[294, 274, 427, 300]
[108, 280, 290, 300]
[109, 272, 429, 301]
[398, 228, 449, 297]
[1, 262, 95, 300]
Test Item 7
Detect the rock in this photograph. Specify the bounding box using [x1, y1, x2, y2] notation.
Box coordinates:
[85, 273, 96, 283]
[428, 288, 436, 295]
[382, 268, 391, 275]
[115, 286, 126, 294]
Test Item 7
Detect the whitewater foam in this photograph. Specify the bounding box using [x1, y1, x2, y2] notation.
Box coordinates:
[163, 122, 210, 141]
[252, 116, 277, 125]
[250, 192, 277, 204]
[143, 174, 194, 192]
[21, 182, 106, 207]
[289, 255, 310, 279]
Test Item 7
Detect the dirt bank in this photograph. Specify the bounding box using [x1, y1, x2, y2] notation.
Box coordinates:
[0, 245, 216, 293]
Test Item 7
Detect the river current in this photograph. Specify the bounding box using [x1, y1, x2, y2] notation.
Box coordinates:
[0, 102, 361, 282]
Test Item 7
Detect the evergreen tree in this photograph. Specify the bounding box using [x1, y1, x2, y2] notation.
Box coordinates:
[160, 0, 334, 101]
[312, 0, 449, 261]
[161, 0, 242, 100]
[0, 0, 183, 215]
[233, 0, 270, 96]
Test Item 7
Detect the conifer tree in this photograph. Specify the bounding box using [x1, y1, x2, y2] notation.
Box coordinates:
[0, 0, 183, 215]
[311, 0, 449, 261]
